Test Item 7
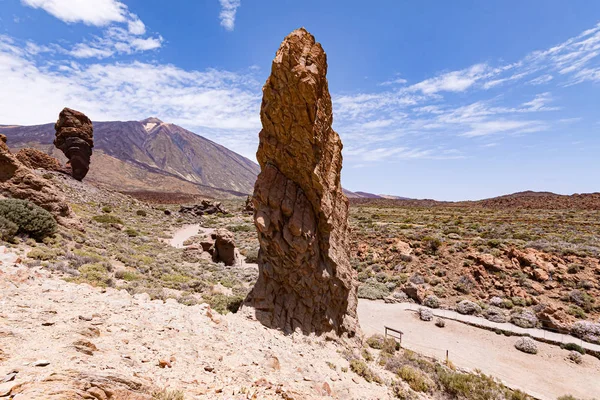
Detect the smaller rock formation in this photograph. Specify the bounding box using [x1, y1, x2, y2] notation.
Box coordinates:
[182, 229, 240, 266]
[179, 200, 228, 217]
[0, 135, 76, 226]
[15, 148, 65, 172]
[242, 195, 254, 214]
[54, 108, 94, 181]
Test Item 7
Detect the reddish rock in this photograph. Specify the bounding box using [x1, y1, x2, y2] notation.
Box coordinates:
[469, 253, 505, 272]
[243, 28, 359, 340]
[15, 148, 64, 172]
[0, 135, 74, 223]
[212, 229, 240, 266]
[54, 108, 94, 181]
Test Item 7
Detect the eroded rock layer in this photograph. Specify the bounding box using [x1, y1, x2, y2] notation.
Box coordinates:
[54, 108, 94, 181]
[244, 28, 359, 339]
[0, 135, 73, 221]
[16, 148, 65, 172]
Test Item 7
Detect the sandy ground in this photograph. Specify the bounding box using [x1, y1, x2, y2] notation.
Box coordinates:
[0, 247, 390, 399]
[169, 224, 214, 248]
[358, 300, 600, 400]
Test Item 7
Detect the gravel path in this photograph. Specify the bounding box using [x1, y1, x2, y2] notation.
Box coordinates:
[358, 300, 600, 400]
[169, 224, 213, 248]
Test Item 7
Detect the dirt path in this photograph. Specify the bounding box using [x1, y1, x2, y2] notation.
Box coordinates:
[358, 300, 600, 400]
[169, 224, 213, 248]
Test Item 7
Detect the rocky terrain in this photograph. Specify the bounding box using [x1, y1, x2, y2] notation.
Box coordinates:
[0, 117, 259, 197]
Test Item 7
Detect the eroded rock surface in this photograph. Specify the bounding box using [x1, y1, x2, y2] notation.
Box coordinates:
[15, 148, 65, 172]
[0, 135, 73, 221]
[54, 108, 94, 181]
[243, 28, 359, 340]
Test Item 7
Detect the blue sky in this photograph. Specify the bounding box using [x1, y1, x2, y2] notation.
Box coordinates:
[1, 0, 599, 200]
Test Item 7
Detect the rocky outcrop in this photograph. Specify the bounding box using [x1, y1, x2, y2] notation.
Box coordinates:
[0, 135, 74, 223]
[179, 200, 229, 217]
[243, 28, 359, 340]
[15, 148, 65, 172]
[213, 229, 240, 266]
[54, 108, 94, 181]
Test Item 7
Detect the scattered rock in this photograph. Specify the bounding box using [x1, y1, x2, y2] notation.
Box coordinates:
[469, 253, 505, 272]
[514, 337, 538, 354]
[73, 339, 98, 355]
[242, 195, 254, 213]
[242, 28, 359, 340]
[54, 107, 94, 181]
[2, 372, 17, 383]
[456, 300, 482, 315]
[510, 309, 539, 329]
[571, 321, 600, 344]
[484, 306, 507, 323]
[33, 359, 50, 367]
[402, 283, 426, 304]
[423, 295, 440, 309]
[567, 351, 583, 364]
[419, 308, 433, 321]
[435, 318, 446, 328]
[158, 359, 171, 368]
[536, 305, 570, 333]
[179, 200, 228, 216]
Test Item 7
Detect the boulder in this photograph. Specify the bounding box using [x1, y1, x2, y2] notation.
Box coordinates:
[242, 28, 359, 339]
[484, 306, 507, 323]
[419, 308, 433, 321]
[54, 108, 94, 181]
[402, 283, 427, 304]
[510, 309, 539, 329]
[15, 148, 65, 172]
[456, 300, 482, 315]
[571, 321, 600, 344]
[212, 229, 240, 266]
[469, 253, 505, 272]
[536, 305, 571, 333]
[514, 337, 538, 354]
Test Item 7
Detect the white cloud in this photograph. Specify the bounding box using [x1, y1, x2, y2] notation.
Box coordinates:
[22, 0, 127, 26]
[22, 0, 162, 59]
[528, 74, 553, 85]
[409, 64, 492, 94]
[0, 39, 261, 159]
[219, 0, 241, 31]
[461, 120, 547, 137]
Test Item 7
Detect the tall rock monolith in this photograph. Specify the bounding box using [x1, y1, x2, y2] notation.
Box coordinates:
[243, 28, 359, 340]
[54, 108, 94, 181]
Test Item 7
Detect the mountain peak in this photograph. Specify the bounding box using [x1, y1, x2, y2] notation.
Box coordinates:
[140, 117, 163, 124]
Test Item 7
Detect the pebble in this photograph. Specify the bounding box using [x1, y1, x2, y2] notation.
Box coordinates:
[78, 315, 93, 321]
[33, 359, 50, 367]
[1, 372, 17, 383]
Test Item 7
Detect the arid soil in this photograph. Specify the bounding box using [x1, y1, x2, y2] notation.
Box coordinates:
[359, 300, 600, 400]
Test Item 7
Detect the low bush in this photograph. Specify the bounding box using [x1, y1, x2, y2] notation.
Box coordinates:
[357, 281, 390, 300]
[397, 365, 430, 392]
[561, 342, 586, 355]
[101, 205, 113, 213]
[349, 359, 382, 384]
[0, 216, 18, 241]
[92, 215, 123, 225]
[0, 199, 57, 240]
[136, 209, 147, 217]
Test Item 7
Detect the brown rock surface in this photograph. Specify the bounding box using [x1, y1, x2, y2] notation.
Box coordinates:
[15, 148, 65, 172]
[212, 229, 240, 266]
[243, 28, 359, 339]
[54, 107, 94, 181]
[0, 136, 73, 221]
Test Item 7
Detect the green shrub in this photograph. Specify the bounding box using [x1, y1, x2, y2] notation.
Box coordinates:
[366, 334, 385, 349]
[561, 343, 586, 355]
[357, 281, 390, 300]
[0, 199, 57, 240]
[136, 209, 147, 217]
[125, 228, 140, 237]
[349, 359, 382, 384]
[398, 365, 430, 392]
[77, 263, 111, 287]
[102, 205, 113, 213]
[92, 215, 123, 225]
[152, 389, 185, 400]
[0, 216, 18, 241]
[436, 367, 530, 400]
[27, 247, 62, 261]
[203, 294, 244, 314]
[422, 236, 442, 254]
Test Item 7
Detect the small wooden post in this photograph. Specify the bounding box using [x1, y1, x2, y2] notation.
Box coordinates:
[446, 350, 449, 365]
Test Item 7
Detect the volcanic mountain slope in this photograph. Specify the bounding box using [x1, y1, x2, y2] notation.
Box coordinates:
[0, 118, 260, 197]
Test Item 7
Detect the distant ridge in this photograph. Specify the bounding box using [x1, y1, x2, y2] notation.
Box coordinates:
[349, 191, 600, 210]
[0, 118, 260, 198]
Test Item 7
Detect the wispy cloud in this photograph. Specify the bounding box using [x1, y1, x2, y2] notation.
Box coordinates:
[219, 0, 241, 31]
[21, 0, 163, 59]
